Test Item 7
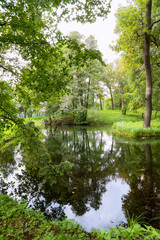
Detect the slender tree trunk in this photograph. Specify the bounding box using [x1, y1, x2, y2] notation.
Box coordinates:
[73, 99, 75, 118]
[155, 110, 158, 119]
[119, 99, 122, 110]
[99, 97, 103, 110]
[83, 78, 91, 121]
[86, 78, 91, 110]
[23, 108, 26, 118]
[109, 87, 114, 110]
[143, 0, 152, 128]
[121, 87, 126, 115]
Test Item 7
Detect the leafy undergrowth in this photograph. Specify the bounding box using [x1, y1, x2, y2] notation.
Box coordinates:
[1, 194, 160, 240]
[87, 110, 140, 125]
[113, 120, 160, 137]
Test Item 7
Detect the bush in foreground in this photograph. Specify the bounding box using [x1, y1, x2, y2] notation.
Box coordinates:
[0, 194, 160, 239]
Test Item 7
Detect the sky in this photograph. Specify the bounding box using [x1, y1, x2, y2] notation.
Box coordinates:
[58, 0, 127, 63]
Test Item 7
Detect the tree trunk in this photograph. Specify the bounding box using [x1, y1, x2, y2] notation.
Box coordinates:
[73, 99, 75, 118]
[23, 108, 26, 118]
[143, 0, 152, 128]
[85, 77, 91, 110]
[155, 110, 158, 119]
[121, 85, 126, 115]
[100, 97, 103, 110]
[122, 109, 126, 115]
[119, 99, 122, 110]
[109, 87, 114, 110]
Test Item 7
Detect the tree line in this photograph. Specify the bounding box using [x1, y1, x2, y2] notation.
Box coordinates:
[1, 0, 160, 135]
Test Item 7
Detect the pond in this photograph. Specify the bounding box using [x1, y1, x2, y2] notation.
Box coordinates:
[0, 125, 160, 231]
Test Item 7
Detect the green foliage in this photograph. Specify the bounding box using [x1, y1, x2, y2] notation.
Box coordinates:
[95, 224, 160, 240]
[49, 32, 105, 124]
[26, 116, 44, 128]
[0, 81, 19, 132]
[1, 194, 160, 240]
[0, 0, 110, 137]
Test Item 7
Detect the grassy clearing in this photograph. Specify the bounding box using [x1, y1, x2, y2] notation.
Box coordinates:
[0, 194, 160, 240]
[113, 120, 160, 137]
[87, 110, 141, 125]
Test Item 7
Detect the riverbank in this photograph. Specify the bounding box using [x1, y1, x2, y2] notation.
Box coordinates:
[113, 120, 160, 137]
[2, 111, 159, 144]
[30, 110, 160, 138]
[0, 194, 160, 240]
[41, 110, 141, 126]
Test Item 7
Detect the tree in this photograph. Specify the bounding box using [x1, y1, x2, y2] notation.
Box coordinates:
[113, 0, 160, 127]
[52, 32, 105, 123]
[100, 64, 115, 110]
[85, 35, 98, 50]
[143, 0, 152, 127]
[0, 0, 111, 134]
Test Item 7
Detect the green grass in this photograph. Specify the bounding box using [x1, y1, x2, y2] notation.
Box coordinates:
[113, 120, 160, 137]
[0, 194, 160, 240]
[87, 110, 141, 125]
[86, 110, 160, 138]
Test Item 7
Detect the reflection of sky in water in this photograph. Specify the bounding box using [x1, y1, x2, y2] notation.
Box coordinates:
[64, 179, 130, 231]
[0, 128, 130, 231]
[4, 127, 157, 231]
[5, 148, 23, 180]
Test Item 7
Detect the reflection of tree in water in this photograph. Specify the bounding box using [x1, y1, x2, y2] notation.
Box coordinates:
[43, 127, 111, 216]
[1, 128, 160, 227]
[13, 170, 66, 220]
[0, 143, 17, 178]
[0, 127, 113, 218]
[112, 140, 160, 228]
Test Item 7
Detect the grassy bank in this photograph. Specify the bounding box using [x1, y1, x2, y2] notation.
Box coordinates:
[87, 110, 140, 125]
[113, 120, 160, 137]
[0, 194, 160, 240]
[87, 110, 160, 138]
[2, 111, 159, 142]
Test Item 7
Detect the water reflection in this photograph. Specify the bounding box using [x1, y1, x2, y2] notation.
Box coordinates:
[0, 126, 160, 230]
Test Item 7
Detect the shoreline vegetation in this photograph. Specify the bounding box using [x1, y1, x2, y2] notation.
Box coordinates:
[32, 110, 160, 138]
[1, 194, 160, 240]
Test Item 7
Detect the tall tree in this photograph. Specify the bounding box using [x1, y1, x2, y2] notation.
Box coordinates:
[0, 0, 111, 131]
[113, 0, 160, 127]
[143, 0, 152, 127]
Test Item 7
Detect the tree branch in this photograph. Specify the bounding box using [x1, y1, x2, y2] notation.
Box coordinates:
[0, 64, 18, 75]
[0, 22, 7, 26]
[150, 19, 160, 29]
[0, 107, 19, 124]
[150, 35, 159, 47]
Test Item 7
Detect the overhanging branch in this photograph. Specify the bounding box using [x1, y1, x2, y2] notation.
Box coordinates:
[0, 22, 7, 26]
[0, 64, 18, 75]
[150, 19, 160, 29]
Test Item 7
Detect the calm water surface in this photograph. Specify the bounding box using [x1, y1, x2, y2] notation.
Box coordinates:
[0, 126, 160, 231]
